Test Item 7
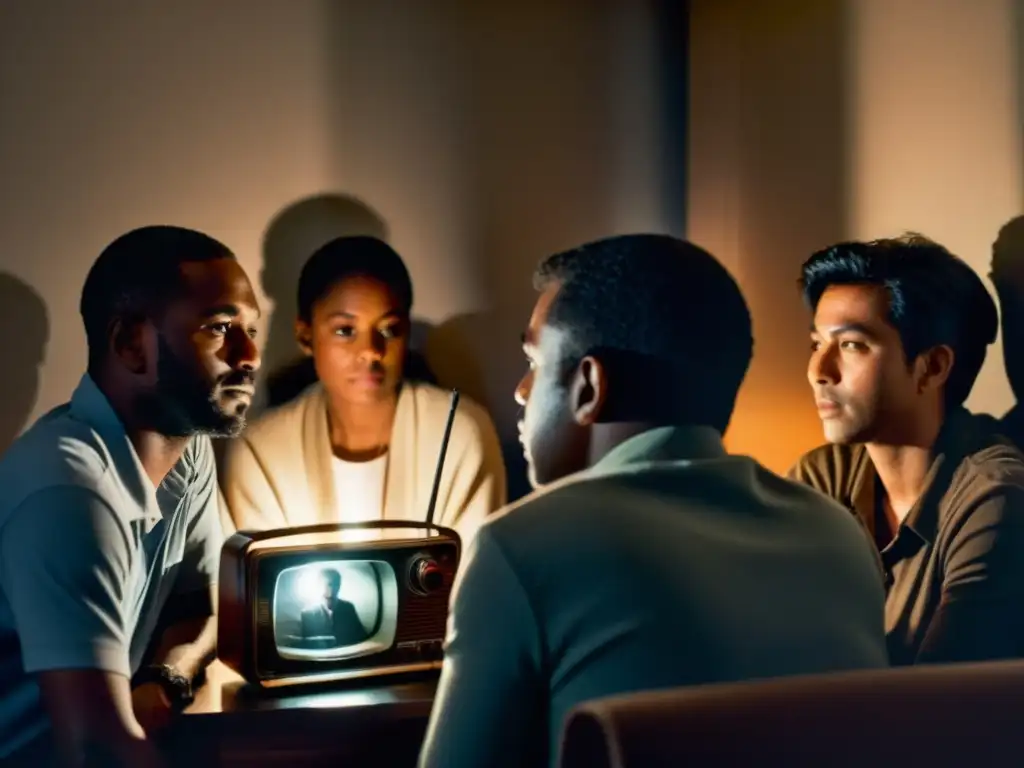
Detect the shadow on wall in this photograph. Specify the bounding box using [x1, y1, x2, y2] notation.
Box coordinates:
[424, 311, 531, 502]
[445, 5, 619, 502]
[425, 312, 491, 414]
[0, 273, 48, 454]
[991, 215, 1024, 443]
[259, 193, 390, 409]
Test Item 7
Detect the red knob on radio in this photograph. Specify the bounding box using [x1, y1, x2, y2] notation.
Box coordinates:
[409, 556, 445, 596]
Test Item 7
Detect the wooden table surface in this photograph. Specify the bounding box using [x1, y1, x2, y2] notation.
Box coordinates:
[164, 660, 440, 767]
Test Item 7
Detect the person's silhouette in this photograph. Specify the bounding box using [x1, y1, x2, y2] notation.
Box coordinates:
[990, 216, 1024, 444]
[0, 274, 48, 454]
[300, 568, 367, 646]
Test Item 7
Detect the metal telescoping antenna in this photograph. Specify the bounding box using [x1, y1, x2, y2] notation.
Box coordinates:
[424, 389, 460, 532]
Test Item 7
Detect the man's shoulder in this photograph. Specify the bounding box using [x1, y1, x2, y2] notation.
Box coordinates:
[483, 455, 852, 541]
[788, 442, 871, 499]
[0, 404, 115, 506]
[473, 456, 879, 609]
[790, 441, 865, 477]
[484, 471, 602, 527]
[467, 473, 606, 570]
[951, 427, 1024, 500]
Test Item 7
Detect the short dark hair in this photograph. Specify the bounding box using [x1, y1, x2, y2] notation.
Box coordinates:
[80, 225, 234, 373]
[297, 236, 413, 323]
[534, 234, 753, 432]
[800, 233, 997, 407]
[321, 567, 342, 594]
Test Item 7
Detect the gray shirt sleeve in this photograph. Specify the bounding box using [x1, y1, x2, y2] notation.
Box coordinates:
[174, 437, 223, 595]
[0, 486, 133, 678]
[417, 525, 547, 768]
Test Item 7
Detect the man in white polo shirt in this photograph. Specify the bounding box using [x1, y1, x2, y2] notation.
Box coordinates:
[419, 234, 890, 768]
[0, 226, 261, 766]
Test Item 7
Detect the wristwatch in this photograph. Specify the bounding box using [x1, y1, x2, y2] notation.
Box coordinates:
[134, 664, 195, 714]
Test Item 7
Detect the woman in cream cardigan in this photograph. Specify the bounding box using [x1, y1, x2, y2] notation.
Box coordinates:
[220, 236, 507, 545]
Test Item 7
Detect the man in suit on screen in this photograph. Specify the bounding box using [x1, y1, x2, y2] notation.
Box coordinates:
[300, 567, 367, 646]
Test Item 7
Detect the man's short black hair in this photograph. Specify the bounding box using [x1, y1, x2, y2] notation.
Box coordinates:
[297, 236, 413, 323]
[80, 225, 234, 374]
[800, 233, 998, 407]
[534, 233, 753, 433]
[321, 567, 342, 594]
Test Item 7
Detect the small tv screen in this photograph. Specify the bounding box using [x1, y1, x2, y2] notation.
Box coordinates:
[272, 560, 397, 661]
[218, 521, 461, 687]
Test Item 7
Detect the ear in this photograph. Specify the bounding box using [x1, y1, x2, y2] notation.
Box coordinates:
[569, 355, 608, 427]
[109, 316, 149, 375]
[294, 318, 313, 356]
[916, 344, 954, 395]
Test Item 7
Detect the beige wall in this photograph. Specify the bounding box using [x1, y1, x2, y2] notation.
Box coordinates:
[0, 0, 673, 497]
[848, 0, 1021, 418]
[9, 0, 1016, 482]
[690, 0, 1024, 473]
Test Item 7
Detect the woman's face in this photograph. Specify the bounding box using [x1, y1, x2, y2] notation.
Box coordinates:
[298, 275, 409, 404]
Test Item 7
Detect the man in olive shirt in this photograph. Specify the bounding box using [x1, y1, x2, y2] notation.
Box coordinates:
[790, 234, 1024, 665]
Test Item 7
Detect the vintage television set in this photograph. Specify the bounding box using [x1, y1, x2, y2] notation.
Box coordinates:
[218, 392, 464, 688]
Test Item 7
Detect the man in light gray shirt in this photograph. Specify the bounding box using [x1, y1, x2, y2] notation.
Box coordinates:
[418, 234, 889, 768]
[0, 226, 261, 766]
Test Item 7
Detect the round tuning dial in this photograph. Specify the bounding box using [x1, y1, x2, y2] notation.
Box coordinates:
[409, 556, 445, 596]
